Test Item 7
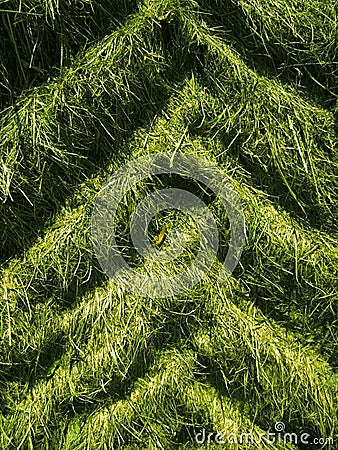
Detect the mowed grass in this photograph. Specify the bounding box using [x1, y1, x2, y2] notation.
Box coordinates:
[0, 0, 337, 449]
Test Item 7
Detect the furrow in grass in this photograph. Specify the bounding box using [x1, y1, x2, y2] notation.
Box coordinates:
[0, 240, 336, 445]
[192, 281, 338, 442]
[61, 349, 297, 449]
[170, 8, 338, 231]
[0, 0, 206, 263]
[0, 283, 184, 448]
[2, 269, 335, 448]
[0, 0, 139, 106]
[236, 0, 338, 100]
[127, 78, 338, 362]
[195, 0, 338, 106]
[1, 0, 336, 265]
[0, 22, 336, 446]
[1, 344, 299, 449]
[1, 76, 337, 377]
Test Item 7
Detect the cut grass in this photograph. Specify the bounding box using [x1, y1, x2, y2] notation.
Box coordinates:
[196, 0, 338, 107]
[0, 0, 139, 106]
[0, 0, 337, 448]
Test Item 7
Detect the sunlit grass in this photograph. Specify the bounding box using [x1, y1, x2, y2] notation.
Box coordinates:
[0, 0, 337, 448]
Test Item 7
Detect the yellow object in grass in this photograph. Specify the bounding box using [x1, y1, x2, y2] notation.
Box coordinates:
[155, 225, 166, 245]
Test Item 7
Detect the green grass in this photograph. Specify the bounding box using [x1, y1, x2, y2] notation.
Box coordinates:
[0, 0, 337, 448]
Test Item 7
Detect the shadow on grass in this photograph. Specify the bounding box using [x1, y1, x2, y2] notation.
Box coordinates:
[0, 0, 139, 108]
[0, 295, 199, 416]
[197, 354, 329, 450]
[195, 0, 338, 110]
[188, 118, 337, 235]
[0, 16, 207, 266]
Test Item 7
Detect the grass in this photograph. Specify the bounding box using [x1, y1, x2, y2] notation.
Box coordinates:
[0, 0, 139, 105]
[0, 0, 337, 448]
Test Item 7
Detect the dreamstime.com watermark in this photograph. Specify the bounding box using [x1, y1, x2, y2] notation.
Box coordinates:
[91, 152, 245, 298]
[194, 422, 334, 447]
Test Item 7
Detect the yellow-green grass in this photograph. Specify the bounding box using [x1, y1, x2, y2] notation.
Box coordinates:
[0, 0, 337, 448]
